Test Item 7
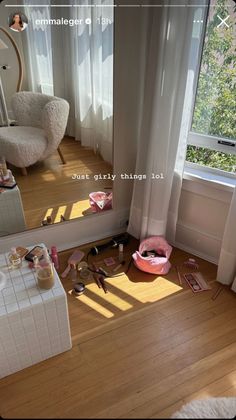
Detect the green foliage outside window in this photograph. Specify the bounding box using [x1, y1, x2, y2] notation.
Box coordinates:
[186, 0, 236, 173]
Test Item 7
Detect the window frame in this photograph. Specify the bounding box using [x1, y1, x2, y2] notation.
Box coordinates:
[188, 131, 236, 155]
[185, 0, 236, 176]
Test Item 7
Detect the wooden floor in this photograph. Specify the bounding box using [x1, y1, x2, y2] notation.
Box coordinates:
[57, 237, 218, 343]
[0, 238, 236, 419]
[11, 137, 113, 230]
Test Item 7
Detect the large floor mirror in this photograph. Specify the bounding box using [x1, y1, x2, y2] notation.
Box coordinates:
[0, 0, 114, 236]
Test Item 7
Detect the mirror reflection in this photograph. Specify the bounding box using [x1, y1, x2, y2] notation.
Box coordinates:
[0, 0, 114, 237]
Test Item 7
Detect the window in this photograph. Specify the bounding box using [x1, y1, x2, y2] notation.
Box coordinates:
[186, 0, 236, 174]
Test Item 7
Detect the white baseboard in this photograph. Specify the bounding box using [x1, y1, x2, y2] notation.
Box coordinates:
[175, 221, 221, 265]
[173, 240, 218, 265]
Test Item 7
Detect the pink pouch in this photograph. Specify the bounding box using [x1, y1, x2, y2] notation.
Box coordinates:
[132, 236, 172, 275]
[89, 191, 113, 212]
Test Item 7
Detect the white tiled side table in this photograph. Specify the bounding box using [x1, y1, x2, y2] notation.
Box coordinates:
[0, 245, 72, 379]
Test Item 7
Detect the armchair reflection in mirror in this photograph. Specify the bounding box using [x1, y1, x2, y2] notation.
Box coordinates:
[0, 91, 69, 176]
[0, 1, 114, 237]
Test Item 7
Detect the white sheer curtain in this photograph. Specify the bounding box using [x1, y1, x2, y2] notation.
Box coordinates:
[22, 1, 53, 95]
[22, 0, 113, 163]
[128, 1, 207, 242]
[217, 188, 236, 293]
[52, 0, 113, 163]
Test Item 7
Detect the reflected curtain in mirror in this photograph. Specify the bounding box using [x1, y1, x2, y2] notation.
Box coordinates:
[22, 2, 53, 95]
[22, 0, 114, 164]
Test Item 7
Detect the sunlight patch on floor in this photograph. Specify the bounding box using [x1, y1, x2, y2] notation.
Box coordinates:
[68, 289, 114, 318]
[63, 166, 94, 177]
[54, 205, 67, 223]
[69, 200, 90, 219]
[43, 207, 54, 220]
[41, 172, 57, 181]
[106, 277, 183, 304]
[86, 283, 133, 311]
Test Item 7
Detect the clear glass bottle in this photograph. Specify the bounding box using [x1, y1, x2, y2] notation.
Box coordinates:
[118, 243, 124, 263]
[70, 263, 78, 283]
[35, 249, 54, 290]
[8, 247, 22, 269]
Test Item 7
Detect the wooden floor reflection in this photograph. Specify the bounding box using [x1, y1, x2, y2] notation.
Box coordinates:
[12, 136, 113, 229]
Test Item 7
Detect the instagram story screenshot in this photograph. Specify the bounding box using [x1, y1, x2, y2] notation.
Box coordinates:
[0, 1, 236, 420]
[0, 0, 235, 233]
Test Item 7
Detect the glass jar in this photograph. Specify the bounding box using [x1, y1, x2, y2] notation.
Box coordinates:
[70, 263, 78, 283]
[34, 249, 54, 290]
[8, 247, 22, 269]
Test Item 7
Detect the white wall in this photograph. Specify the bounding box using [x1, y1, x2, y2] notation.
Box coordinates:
[0, 0, 28, 118]
[176, 177, 232, 263]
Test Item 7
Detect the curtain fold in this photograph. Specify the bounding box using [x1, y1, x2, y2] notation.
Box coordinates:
[22, 2, 53, 95]
[128, 0, 207, 242]
[52, 0, 113, 164]
[216, 187, 236, 292]
[22, 0, 113, 164]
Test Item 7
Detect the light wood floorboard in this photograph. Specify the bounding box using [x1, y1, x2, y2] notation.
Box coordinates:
[11, 137, 113, 230]
[0, 237, 235, 418]
[57, 237, 219, 342]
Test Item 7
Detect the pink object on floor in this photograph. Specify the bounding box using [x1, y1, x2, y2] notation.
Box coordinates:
[132, 236, 172, 275]
[89, 191, 113, 212]
[61, 249, 85, 278]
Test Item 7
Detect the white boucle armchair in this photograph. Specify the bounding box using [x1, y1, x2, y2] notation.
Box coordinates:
[0, 91, 70, 175]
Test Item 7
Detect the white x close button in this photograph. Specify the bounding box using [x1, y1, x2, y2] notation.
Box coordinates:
[217, 15, 230, 28]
